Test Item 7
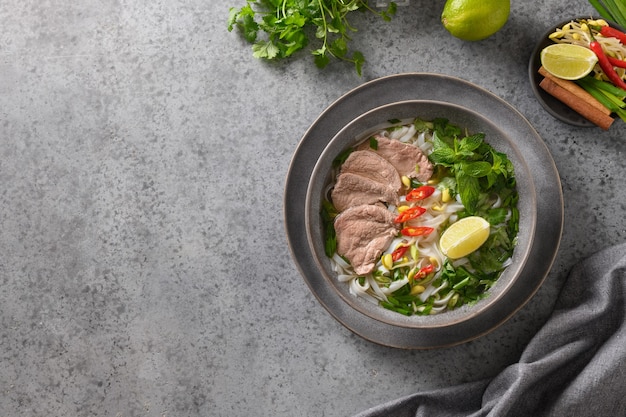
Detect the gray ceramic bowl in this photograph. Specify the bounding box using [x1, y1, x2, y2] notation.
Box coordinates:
[284, 73, 563, 349]
[305, 100, 535, 331]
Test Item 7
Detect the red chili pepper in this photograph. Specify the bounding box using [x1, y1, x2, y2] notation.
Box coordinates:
[394, 206, 426, 223]
[588, 27, 626, 91]
[391, 245, 409, 261]
[414, 264, 434, 280]
[607, 56, 626, 68]
[406, 185, 435, 202]
[400, 226, 434, 237]
[600, 25, 626, 44]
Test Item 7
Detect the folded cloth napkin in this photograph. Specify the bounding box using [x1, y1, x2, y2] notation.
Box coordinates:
[353, 242, 626, 417]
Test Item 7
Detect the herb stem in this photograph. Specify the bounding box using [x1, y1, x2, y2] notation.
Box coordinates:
[317, 0, 328, 50]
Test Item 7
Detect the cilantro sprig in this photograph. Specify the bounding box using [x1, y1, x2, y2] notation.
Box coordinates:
[227, 0, 397, 75]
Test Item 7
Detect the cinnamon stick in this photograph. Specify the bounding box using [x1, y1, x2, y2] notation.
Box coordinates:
[539, 77, 614, 130]
[539, 66, 611, 116]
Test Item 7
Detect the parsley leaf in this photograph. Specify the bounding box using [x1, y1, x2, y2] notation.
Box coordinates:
[252, 40, 280, 59]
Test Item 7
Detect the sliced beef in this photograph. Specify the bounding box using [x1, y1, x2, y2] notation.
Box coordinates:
[358, 135, 434, 182]
[339, 150, 402, 193]
[330, 172, 399, 213]
[334, 204, 400, 275]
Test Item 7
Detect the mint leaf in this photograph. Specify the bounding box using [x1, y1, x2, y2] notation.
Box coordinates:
[433, 118, 461, 140]
[429, 148, 456, 165]
[460, 161, 492, 177]
[429, 132, 456, 165]
[457, 171, 480, 214]
[459, 133, 484, 152]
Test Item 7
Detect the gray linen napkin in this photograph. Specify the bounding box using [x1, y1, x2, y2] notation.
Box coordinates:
[353, 242, 626, 417]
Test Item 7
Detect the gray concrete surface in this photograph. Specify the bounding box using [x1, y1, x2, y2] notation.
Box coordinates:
[1, 1, 624, 416]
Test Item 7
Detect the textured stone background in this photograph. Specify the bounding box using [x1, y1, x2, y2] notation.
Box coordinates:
[1, 1, 624, 416]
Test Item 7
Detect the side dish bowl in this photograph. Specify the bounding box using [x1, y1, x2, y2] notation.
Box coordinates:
[529, 16, 626, 127]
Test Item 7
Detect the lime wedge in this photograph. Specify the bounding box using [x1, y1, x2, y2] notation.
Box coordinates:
[439, 216, 490, 259]
[540, 43, 598, 80]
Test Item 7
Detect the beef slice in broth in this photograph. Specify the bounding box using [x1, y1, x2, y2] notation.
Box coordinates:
[330, 149, 403, 213]
[339, 150, 403, 193]
[357, 135, 433, 182]
[334, 204, 400, 275]
[330, 172, 399, 213]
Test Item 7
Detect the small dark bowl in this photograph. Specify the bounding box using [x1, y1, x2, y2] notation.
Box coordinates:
[529, 17, 625, 127]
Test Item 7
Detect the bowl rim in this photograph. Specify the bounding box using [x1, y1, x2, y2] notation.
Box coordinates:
[303, 99, 537, 330]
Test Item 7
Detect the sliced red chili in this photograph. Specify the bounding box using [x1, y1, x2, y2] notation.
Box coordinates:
[391, 245, 409, 261]
[588, 27, 626, 91]
[405, 185, 435, 202]
[414, 264, 434, 280]
[608, 56, 626, 68]
[394, 206, 426, 223]
[600, 25, 626, 44]
[400, 226, 434, 237]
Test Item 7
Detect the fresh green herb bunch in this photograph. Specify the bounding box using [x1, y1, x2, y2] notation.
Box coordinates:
[589, 0, 626, 28]
[227, 0, 397, 76]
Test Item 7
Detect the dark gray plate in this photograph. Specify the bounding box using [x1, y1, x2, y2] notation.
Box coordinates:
[283, 73, 563, 349]
[529, 17, 626, 127]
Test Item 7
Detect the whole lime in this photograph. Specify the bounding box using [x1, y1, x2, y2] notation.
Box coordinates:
[441, 0, 510, 41]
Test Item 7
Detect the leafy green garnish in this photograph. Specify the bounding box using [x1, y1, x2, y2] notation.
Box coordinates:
[321, 200, 338, 257]
[368, 136, 378, 150]
[428, 121, 516, 216]
[426, 119, 519, 308]
[413, 118, 434, 132]
[440, 260, 495, 306]
[332, 147, 354, 168]
[227, 0, 397, 75]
